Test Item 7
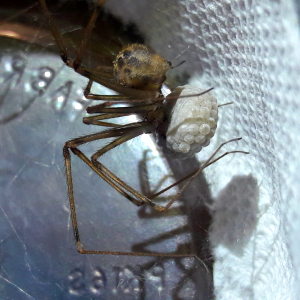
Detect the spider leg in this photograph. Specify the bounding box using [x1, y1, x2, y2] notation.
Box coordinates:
[64, 146, 158, 257]
[139, 150, 175, 196]
[151, 138, 249, 210]
[83, 86, 217, 105]
[80, 66, 161, 100]
[87, 102, 157, 114]
[40, 0, 106, 67]
[73, 0, 107, 69]
[63, 124, 149, 254]
[64, 124, 192, 256]
[83, 103, 158, 126]
[83, 113, 133, 127]
[84, 79, 133, 104]
[149, 150, 249, 200]
[66, 121, 148, 148]
[83, 79, 132, 102]
[85, 127, 171, 211]
[84, 80, 214, 104]
[83, 78, 163, 104]
[39, 0, 69, 64]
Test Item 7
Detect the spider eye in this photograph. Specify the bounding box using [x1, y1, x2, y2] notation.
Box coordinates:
[123, 51, 131, 58]
[168, 61, 172, 67]
[117, 57, 124, 68]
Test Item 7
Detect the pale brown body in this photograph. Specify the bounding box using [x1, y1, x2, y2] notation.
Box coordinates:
[114, 44, 171, 91]
[39, 0, 247, 257]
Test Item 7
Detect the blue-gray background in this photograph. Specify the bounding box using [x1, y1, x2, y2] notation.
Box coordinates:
[0, 2, 214, 299]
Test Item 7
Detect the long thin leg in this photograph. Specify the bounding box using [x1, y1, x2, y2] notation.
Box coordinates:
[65, 147, 143, 207]
[83, 79, 127, 101]
[64, 147, 183, 257]
[87, 103, 157, 114]
[149, 149, 249, 200]
[89, 138, 247, 213]
[40, 0, 107, 66]
[68, 134, 246, 212]
[65, 124, 159, 211]
[66, 121, 148, 148]
[64, 125, 196, 256]
[63, 146, 81, 248]
[83, 113, 134, 127]
[63, 126, 150, 255]
[65, 136, 247, 256]
[82, 73, 214, 103]
[82, 102, 157, 126]
[79, 65, 160, 100]
[159, 138, 247, 211]
[83, 78, 142, 104]
[80, 137, 247, 213]
[39, 0, 69, 63]
[73, 0, 107, 69]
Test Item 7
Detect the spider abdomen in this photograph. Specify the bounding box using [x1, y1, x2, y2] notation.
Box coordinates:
[113, 44, 171, 91]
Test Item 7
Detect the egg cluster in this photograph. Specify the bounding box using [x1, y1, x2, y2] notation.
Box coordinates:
[166, 85, 218, 156]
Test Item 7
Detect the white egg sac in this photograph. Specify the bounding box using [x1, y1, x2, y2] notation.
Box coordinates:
[165, 85, 218, 156]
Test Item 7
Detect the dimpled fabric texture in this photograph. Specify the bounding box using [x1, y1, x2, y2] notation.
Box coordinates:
[105, 0, 300, 299]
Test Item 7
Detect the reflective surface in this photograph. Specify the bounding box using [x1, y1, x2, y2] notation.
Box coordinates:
[0, 3, 214, 299]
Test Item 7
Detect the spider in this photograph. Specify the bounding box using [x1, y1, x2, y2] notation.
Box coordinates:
[39, 0, 248, 257]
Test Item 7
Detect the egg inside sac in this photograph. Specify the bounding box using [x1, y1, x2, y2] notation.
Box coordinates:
[165, 85, 218, 157]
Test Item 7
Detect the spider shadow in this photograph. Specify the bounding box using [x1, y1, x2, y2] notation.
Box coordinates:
[136, 149, 214, 258]
[132, 149, 214, 300]
[210, 174, 259, 256]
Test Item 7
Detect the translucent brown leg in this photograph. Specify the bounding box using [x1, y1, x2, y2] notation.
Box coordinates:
[84, 81, 131, 102]
[82, 79, 160, 127]
[157, 138, 248, 211]
[82, 76, 214, 104]
[83, 113, 130, 127]
[83, 79, 161, 105]
[63, 126, 150, 255]
[90, 137, 248, 214]
[65, 121, 149, 148]
[149, 147, 249, 199]
[218, 102, 233, 107]
[39, 0, 69, 63]
[79, 66, 160, 100]
[82, 102, 157, 126]
[63, 123, 195, 257]
[64, 147, 173, 257]
[86, 102, 157, 114]
[64, 131, 247, 256]
[39, 0, 106, 65]
[73, 0, 108, 69]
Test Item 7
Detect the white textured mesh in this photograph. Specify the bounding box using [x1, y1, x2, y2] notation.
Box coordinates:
[105, 0, 300, 299]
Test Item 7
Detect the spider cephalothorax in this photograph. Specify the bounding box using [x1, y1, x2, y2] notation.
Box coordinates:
[113, 44, 171, 91]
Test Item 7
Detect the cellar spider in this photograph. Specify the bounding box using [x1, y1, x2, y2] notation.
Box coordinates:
[39, 0, 248, 257]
